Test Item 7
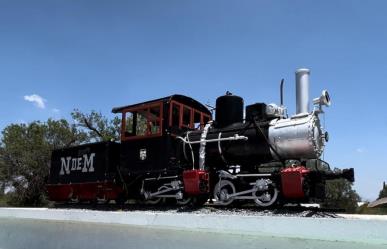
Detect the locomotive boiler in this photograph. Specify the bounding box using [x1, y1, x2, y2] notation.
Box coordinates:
[46, 68, 354, 207]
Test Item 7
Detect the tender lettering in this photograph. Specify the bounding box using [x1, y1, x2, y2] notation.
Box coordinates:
[77, 157, 82, 170]
[59, 153, 96, 175]
[59, 157, 71, 175]
[71, 158, 77, 170]
[82, 153, 95, 173]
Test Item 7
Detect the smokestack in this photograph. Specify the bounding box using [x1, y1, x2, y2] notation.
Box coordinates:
[295, 68, 310, 114]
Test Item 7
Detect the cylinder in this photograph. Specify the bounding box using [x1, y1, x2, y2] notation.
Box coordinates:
[215, 94, 244, 128]
[295, 68, 310, 114]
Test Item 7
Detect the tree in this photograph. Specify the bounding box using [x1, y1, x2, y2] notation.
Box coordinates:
[378, 182, 387, 199]
[322, 172, 361, 213]
[0, 147, 8, 195]
[0, 109, 121, 207]
[71, 109, 121, 142]
[0, 119, 88, 206]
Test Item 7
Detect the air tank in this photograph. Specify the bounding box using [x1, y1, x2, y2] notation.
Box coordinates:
[215, 92, 244, 128]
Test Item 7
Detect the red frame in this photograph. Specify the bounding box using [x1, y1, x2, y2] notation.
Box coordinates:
[119, 100, 211, 141]
[183, 169, 210, 195]
[168, 100, 211, 130]
[121, 102, 163, 141]
[281, 166, 310, 199]
[46, 181, 124, 202]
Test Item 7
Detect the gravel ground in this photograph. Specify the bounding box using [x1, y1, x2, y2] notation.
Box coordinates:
[184, 206, 341, 218]
[54, 203, 341, 218]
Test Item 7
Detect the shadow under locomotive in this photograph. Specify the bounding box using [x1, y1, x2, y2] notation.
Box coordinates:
[46, 68, 354, 208]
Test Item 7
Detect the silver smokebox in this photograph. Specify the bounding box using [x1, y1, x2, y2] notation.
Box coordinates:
[268, 115, 325, 159]
[295, 68, 310, 114]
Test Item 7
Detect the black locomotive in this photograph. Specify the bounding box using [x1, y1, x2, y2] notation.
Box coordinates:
[47, 69, 354, 207]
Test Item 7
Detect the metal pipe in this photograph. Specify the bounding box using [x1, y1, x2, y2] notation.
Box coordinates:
[144, 176, 178, 181]
[199, 122, 212, 170]
[295, 68, 310, 114]
[178, 134, 248, 145]
[237, 174, 272, 177]
[280, 79, 284, 106]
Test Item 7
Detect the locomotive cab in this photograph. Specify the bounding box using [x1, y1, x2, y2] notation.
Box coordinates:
[112, 95, 211, 175]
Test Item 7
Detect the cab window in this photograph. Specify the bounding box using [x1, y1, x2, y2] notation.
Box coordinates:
[122, 103, 163, 140]
[202, 114, 211, 127]
[171, 103, 180, 128]
[149, 106, 161, 135]
[125, 112, 135, 136]
[135, 109, 148, 136]
[194, 111, 201, 129]
[182, 106, 192, 128]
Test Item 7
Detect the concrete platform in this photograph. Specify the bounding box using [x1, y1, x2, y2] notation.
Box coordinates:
[1, 208, 387, 249]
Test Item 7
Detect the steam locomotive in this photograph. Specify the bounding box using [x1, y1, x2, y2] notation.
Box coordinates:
[46, 68, 354, 207]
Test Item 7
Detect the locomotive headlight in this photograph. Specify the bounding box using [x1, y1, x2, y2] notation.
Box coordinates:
[313, 90, 331, 107]
[321, 90, 331, 106]
[322, 131, 329, 142]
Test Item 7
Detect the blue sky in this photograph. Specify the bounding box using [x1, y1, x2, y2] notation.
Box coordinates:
[1, 0, 386, 200]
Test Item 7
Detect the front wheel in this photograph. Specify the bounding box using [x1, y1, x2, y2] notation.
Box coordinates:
[213, 180, 236, 206]
[253, 186, 279, 207]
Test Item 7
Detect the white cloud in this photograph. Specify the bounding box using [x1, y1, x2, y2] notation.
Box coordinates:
[24, 94, 46, 109]
[356, 148, 365, 153]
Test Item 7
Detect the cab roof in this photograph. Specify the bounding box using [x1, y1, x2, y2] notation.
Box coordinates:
[111, 94, 211, 115]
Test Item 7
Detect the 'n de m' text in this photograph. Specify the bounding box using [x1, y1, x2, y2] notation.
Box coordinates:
[59, 153, 95, 175]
